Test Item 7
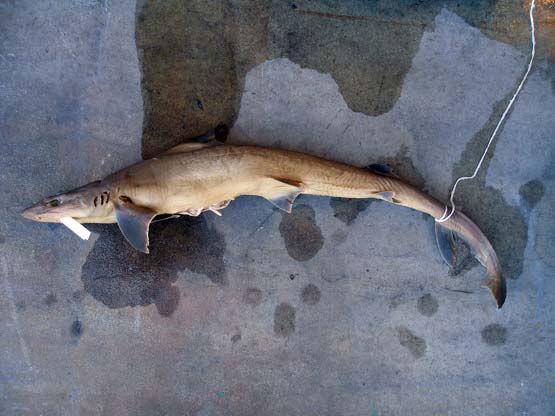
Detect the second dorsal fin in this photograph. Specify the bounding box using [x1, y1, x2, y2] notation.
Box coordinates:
[366, 163, 399, 178]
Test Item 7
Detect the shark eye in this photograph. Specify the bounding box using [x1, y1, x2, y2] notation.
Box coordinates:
[46, 199, 60, 208]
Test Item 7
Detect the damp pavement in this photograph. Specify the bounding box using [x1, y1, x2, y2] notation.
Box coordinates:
[1, 1, 555, 415]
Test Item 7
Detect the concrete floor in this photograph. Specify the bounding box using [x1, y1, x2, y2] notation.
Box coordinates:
[1, 1, 555, 415]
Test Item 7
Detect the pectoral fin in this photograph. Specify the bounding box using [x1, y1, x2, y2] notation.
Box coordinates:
[114, 198, 157, 254]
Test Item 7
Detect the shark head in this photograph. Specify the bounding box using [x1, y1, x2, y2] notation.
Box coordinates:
[21, 180, 112, 223]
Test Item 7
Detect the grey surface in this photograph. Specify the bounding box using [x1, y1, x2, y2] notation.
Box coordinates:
[1, 1, 555, 415]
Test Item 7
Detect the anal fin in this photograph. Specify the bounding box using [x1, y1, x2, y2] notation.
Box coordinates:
[374, 191, 401, 204]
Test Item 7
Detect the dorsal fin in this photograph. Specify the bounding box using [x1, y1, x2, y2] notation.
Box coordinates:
[160, 125, 228, 156]
[366, 163, 399, 178]
[161, 142, 215, 156]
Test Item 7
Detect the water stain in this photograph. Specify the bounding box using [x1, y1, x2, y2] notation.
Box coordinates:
[519, 179, 545, 209]
[268, 1, 441, 115]
[330, 198, 371, 226]
[274, 302, 296, 337]
[417, 293, 438, 317]
[134, 0, 555, 161]
[231, 333, 242, 343]
[448, 236, 480, 277]
[135, 0, 240, 158]
[81, 216, 226, 316]
[243, 287, 263, 307]
[481, 323, 507, 346]
[331, 229, 348, 244]
[398, 326, 426, 358]
[450, 1, 555, 90]
[271, 1, 555, 115]
[279, 204, 324, 261]
[382, 145, 426, 190]
[43, 293, 57, 307]
[301, 283, 321, 305]
[450, 92, 528, 280]
[389, 295, 404, 311]
[72, 291, 82, 302]
[71, 319, 83, 338]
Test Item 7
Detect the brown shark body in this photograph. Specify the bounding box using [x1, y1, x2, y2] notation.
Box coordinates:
[21, 142, 506, 308]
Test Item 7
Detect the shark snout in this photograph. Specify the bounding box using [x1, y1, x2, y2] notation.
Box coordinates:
[21, 205, 47, 222]
[20, 207, 35, 220]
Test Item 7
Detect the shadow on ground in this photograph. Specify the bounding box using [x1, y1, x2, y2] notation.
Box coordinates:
[81, 216, 226, 316]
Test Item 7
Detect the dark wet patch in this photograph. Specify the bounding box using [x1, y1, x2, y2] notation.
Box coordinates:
[81, 216, 225, 316]
[481, 323, 507, 346]
[330, 198, 371, 226]
[519, 179, 545, 209]
[398, 326, 426, 358]
[231, 333, 242, 343]
[243, 287, 263, 306]
[71, 319, 83, 338]
[449, 1, 554, 63]
[301, 283, 321, 305]
[135, 0, 241, 158]
[274, 302, 296, 337]
[268, 1, 442, 115]
[72, 291, 82, 302]
[417, 293, 438, 317]
[445, 1, 555, 99]
[448, 236, 480, 277]
[134, 1, 555, 160]
[450, 93, 528, 280]
[279, 204, 324, 261]
[271, 1, 555, 115]
[389, 295, 403, 311]
[43, 293, 57, 307]
[331, 229, 348, 244]
[382, 145, 426, 190]
[15, 301, 26, 312]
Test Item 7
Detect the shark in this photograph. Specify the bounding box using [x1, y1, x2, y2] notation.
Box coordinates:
[21, 135, 506, 308]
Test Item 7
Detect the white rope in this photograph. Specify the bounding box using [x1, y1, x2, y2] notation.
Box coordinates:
[436, 0, 536, 223]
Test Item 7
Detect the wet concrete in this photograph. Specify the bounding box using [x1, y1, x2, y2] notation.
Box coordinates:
[2, 1, 555, 415]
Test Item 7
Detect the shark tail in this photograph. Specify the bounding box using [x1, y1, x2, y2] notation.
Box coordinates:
[435, 210, 506, 308]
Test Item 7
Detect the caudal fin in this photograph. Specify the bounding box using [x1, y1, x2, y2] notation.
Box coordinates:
[435, 212, 506, 308]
